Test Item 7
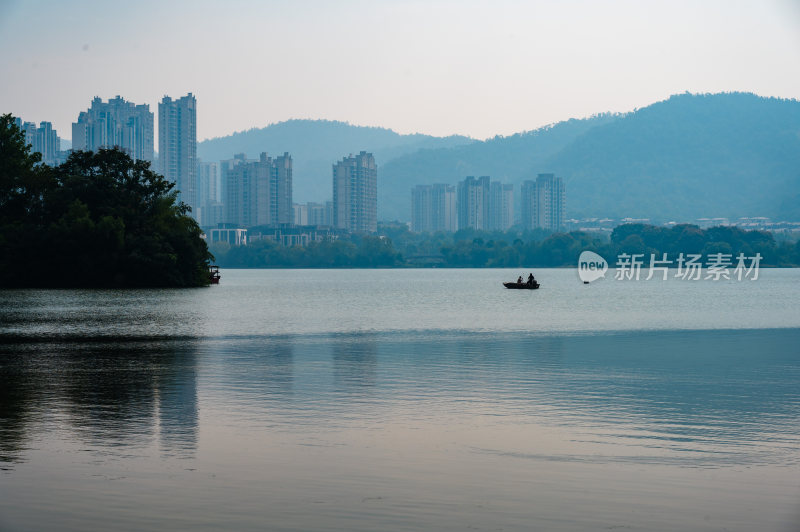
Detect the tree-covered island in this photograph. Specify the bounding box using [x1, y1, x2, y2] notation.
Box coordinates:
[0, 114, 212, 287]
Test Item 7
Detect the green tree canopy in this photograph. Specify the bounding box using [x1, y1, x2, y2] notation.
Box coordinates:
[0, 113, 212, 287]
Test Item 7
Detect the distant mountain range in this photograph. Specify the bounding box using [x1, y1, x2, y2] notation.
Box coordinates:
[197, 120, 474, 204]
[198, 93, 800, 222]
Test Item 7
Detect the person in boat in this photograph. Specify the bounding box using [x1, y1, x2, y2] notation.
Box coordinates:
[527, 273, 535, 285]
[517, 275, 523, 284]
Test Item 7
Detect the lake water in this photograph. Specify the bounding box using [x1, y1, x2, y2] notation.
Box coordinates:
[1, 268, 799, 531]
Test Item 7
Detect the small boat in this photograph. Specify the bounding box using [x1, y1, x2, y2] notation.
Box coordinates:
[503, 281, 540, 290]
[208, 265, 221, 285]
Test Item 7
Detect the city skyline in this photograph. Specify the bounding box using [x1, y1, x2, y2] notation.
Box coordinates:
[2, 1, 799, 143]
[10, 93, 800, 227]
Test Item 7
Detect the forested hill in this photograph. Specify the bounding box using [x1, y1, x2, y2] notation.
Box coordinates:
[545, 93, 800, 221]
[379, 92, 800, 222]
[378, 114, 618, 220]
[197, 119, 474, 203]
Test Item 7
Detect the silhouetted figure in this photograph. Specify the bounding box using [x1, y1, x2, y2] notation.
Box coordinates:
[528, 273, 535, 285]
[517, 276, 523, 284]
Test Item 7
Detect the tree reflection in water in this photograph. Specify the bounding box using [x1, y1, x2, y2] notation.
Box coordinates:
[0, 337, 199, 466]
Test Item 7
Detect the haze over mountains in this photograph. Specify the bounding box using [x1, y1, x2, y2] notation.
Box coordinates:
[198, 93, 800, 223]
[197, 121, 474, 205]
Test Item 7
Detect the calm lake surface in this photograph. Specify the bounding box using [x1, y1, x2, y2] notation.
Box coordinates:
[1, 268, 799, 531]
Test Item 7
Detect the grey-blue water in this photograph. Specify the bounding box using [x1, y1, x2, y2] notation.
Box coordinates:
[1, 269, 799, 531]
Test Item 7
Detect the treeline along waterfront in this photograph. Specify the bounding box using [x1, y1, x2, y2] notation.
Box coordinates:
[210, 222, 800, 268]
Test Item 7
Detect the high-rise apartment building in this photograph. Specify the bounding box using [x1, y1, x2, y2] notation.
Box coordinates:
[322, 201, 334, 227]
[18, 119, 37, 144]
[520, 173, 565, 230]
[224, 154, 267, 228]
[293, 203, 309, 226]
[20, 121, 38, 154]
[295, 202, 332, 226]
[293, 202, 330, 226]
[411, 184, 457, 232]
[311, 201, 332, 226]
[34, 121, 59, 165]
[197, 160, 219, 206]
[332, 151, 377, 233]
[72, 96, 154, 162]
[456, 176, 491, 230]
[272, 153, 293, 225]
[159, 93, 197, 213]
[489, 182, 514, 231]
[219, 153, 248, 209]
[196, 159, 219, 227]
[520, 180, 536, 229]
[456, 176, 515, 231]
[223, 152, 293, 228]
[16, 119, 62, 165]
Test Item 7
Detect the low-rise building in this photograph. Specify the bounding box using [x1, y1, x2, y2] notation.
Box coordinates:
[249, 224, 340, 247]
[207, 226, 247, 246]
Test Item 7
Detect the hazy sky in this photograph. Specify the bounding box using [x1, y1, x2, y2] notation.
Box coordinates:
[2, 0, 799, 142]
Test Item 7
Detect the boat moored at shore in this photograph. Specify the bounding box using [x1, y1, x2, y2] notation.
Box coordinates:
[209, 265, 221, 284]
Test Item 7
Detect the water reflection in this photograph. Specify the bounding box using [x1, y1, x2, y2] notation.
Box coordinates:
[404, 329, 800, 464]
[201, 336, 294, 401]
[1, 326, 799, 531]
[0, 338, 200, 465]
[2, 328, 799, 469]
[157, 346, 199, 457]
[176, 329, 800, 467]
[333, 333, 378, 393]
[0, 344, 39, 465]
